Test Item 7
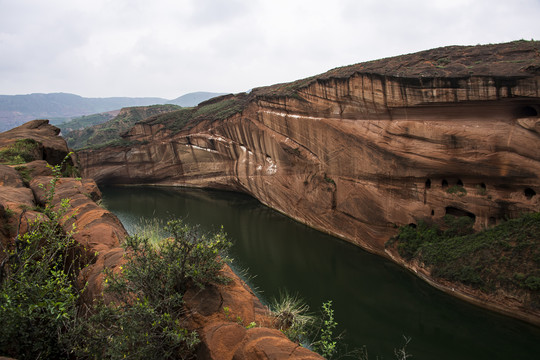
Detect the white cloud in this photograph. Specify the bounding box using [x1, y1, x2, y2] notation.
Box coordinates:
[1, 0, 539, 98]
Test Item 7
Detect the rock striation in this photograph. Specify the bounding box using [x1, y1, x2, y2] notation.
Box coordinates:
[0, 122, 322, 359]
[77, 40, 540, 323]
[80, 41, 540, 251]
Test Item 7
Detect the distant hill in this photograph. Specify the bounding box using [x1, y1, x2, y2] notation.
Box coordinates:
[58, 110, 121, 134]
[63, 104, 181, 150]
[0, 92, 225, 131]
[167, 92, 227, 107]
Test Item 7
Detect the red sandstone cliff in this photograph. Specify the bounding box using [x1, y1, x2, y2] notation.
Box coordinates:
[79, 41, 540, 251]
[77, 41, 540, 323]
[0, 121, 321, 359]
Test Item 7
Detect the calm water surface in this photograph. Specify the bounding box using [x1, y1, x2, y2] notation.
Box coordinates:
[101, 186, 540, 360]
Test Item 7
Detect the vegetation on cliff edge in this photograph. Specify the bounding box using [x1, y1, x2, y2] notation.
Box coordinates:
[69, 220, 232, 359]
[58, 111, 118, 134]
[0, 158, 82, 359]
[144, 94, 248, 134]
[0, 152, 233, 359]
[387, 213, 540, 309]
[64, 104, 180, 150]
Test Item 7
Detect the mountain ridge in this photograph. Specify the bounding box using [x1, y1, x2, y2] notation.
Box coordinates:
[0, 91, 225, 131]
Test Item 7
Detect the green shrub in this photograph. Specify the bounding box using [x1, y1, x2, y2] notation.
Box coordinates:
[446, 185, 467, 196]
[389, 212, 540, 307]
[394, 221, 438, 259]
[72, 219, 232, 359]
[312, 300, 338, 359]
[524, 276, 540, 291]
[0, 158, 80, 359]
[324, 175, 336, 185]
[441, 214, 474, 238]
[14, 165, 32, 184]
[0, 139, 40, 164]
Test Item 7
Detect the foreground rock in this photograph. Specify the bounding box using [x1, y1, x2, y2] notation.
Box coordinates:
[0, 120, 70, 165]
[77, 40, 540, 324]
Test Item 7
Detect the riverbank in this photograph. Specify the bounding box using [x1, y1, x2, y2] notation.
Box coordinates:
[0, 120, 322, 359]
[101, 184, 540, 360]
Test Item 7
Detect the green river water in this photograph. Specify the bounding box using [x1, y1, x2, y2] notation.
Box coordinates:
[101, 186, 540, 360]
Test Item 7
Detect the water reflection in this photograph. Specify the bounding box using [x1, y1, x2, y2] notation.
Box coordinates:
[101, 186, 540, 360]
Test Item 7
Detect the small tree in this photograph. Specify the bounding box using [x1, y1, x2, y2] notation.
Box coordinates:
[72, 219, 232, 360]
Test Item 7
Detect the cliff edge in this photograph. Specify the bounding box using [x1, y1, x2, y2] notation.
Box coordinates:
[77, 40, 540, 324]
[0, 121, 321, 359]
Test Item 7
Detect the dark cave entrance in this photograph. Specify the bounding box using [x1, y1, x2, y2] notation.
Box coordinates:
[524, 188, 536, 200]
[515, 106, 539, 118]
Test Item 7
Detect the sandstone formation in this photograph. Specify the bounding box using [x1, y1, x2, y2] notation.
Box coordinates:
[0, 119, 71, 165]
[79, 41, 540, 252]
[77, 40, 540, 322]
[0, 125, 322, 359]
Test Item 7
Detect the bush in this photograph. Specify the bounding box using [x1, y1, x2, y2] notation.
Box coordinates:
[0, 138, 40, 164]
[388, 212, 540, 307]
[394, 221, 438, 259]
[71, 219, 232, 359]
[0, 158, 80, 359]
[446, 185, 467, 196]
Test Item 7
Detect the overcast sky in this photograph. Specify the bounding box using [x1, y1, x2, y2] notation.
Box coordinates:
[1, 0, 539, 99]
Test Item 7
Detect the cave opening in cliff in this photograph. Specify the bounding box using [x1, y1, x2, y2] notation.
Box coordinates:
[425, 179, 431, 189]
[480, 183, 486, 189]
[515, 105, 538, 118]
[524, 188, 536, 200]
[445, 206, 476, 221]
[457, 179, 463, 187]
[442, 179, 448, 188]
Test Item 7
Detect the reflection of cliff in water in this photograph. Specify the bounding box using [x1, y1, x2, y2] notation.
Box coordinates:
[102, 186, 540, 360]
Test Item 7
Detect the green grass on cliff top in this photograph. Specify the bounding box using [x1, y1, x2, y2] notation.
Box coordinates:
[76, 40, 540, 143]
[65, 104, 180, 150]
[143, 95, 248, 134]
[388, 212, 540, 309]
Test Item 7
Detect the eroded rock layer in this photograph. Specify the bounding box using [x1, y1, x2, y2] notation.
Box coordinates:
[0, 123, 322, 359]
[79, 41, 540, 255]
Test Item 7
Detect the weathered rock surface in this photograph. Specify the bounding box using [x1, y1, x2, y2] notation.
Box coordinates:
[77, 41, 540, 323]
[185, 265, 323, 360]
[0, 120, 70, 165]
[0, 123, 322, 359]
[80, 41, 540, 252]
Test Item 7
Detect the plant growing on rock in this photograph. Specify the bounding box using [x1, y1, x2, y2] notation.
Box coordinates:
[389, 212, 540, 307]
[72, 219, 232, 360]
[270, 292, 315, 344]
[446, 184, 467, 196]
[0, 159, 80, 359]
[0, 138, 40, 164]
[312, 300, 339, 359]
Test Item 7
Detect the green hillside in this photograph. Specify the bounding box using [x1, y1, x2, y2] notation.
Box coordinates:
[64, 104, 180, 149]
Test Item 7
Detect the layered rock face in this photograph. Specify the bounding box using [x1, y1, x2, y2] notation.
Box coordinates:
[79, 41, 540, 256]
[0, 122, 322, 359]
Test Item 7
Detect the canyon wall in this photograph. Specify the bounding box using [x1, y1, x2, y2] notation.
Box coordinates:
[78, 41, 540, 323]
[0, 121, 322, 359]
[79, 64, 540, 257]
